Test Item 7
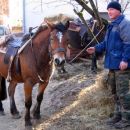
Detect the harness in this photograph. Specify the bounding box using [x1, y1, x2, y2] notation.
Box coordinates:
[69, 25, 105, 64]
[49, 31, 66, 58]
[29, 26, 66, 82]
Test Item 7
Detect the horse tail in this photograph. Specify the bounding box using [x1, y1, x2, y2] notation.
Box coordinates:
[0, 77, 7, 101]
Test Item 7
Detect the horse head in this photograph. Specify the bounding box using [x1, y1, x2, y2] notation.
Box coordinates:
[47, 21, 69, 67]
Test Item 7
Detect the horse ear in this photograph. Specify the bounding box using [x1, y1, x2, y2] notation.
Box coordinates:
[45, 20, 54, 30]
[64, 20, 70, 29]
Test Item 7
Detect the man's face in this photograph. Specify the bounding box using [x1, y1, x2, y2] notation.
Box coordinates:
[107, 8, 121, 20]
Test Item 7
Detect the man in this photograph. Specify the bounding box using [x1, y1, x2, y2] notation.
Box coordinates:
[87, 1, 130, 129]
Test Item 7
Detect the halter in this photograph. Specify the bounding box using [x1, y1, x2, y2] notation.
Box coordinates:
[49, 31, 66, 58]
[29, 26, 66, 82]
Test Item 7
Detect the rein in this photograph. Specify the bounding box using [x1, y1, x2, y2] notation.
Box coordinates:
[18, 24, 45, 82]
[29, 27, 66, 82]
[30, 35, 44, 82]
[68, 25, 105, 64]
[18, 26, 40, 54]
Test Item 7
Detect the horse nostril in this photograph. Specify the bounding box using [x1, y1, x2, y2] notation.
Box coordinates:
[54, 58, 60, 65]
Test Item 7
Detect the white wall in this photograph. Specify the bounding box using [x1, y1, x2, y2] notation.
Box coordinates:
[23, 0, 108, 33]
[9, 0, 22, 28]
[23, 0, 78, 33]
[23, 0, 130, 33]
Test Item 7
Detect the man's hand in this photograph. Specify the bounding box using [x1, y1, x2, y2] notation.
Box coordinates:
[119, 61, 128, 70]
[86, 47, 95, 54]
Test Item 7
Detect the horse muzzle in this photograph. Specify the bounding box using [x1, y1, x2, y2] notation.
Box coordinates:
[54, 58, 65, 66]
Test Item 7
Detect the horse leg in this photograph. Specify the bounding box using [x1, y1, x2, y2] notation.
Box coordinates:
[57, 65, 67, 74]
[32, 81, 48, 119]
[8, 81, 21, 118]
[61, 65, 67, 73]
[91, 53, 97, 73]
[24, 81, 33, 126]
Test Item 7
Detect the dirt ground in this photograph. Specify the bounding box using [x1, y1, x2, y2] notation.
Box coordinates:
[0, 59, 130, 130]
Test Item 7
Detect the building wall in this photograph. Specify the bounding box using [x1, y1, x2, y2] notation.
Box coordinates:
[23, 0, 130, 33]
[23, 0, 45, 33]
[9, 0, 22, 30]
[0, 0, 9, 15]
[23, 0, 77, 33]
[0, 0, 9, 24]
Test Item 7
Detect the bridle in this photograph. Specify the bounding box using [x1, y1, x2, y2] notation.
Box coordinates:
[49, 30, 66, 58]
[28, 26, 67, 82]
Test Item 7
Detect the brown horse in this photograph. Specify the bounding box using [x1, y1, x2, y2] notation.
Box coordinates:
[0, 21, 69, 126]
[57, 19, 107, 73]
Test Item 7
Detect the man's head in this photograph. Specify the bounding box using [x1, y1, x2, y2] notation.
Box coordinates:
[107, 1, 122, 20]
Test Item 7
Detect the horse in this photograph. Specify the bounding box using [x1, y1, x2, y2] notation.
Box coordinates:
[0, 77, 6, 115]
[64, 18, 107, 73]
[0, 20, 69, 126]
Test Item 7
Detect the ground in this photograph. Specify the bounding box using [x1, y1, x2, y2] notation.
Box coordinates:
[0, 59, 129, 130]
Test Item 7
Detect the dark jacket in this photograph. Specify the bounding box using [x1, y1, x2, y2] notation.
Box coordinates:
[95, 15, 130, 69]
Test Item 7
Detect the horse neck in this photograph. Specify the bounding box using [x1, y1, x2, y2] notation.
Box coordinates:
[32, 28, 51, 57]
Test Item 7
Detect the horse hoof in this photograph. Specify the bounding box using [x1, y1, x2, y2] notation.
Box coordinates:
[25, 121, 32, 126]
[91, 70, 97, 74]
[25, 126, 33, 130]
[12, 113, 21, 119]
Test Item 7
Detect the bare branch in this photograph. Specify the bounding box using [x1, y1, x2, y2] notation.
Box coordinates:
[89, 0, 103, 27]
[122, 1, 130, 13]
[74, 0, 95, 17]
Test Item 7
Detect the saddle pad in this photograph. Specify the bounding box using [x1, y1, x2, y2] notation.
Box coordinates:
[8, 37, 22, 47]
[4, 46, 19, 64]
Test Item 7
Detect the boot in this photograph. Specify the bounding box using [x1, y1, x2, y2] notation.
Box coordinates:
[114, 119, 130, 129]
[106, 114, 121, 125]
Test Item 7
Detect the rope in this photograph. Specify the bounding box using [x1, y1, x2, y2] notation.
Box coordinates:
[18, 23, 45, 55]
[68, 25, 105, 64]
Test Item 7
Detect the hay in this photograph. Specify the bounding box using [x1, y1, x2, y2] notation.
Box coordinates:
[35, 64, 116, 130]
[67, 70, 115, 130]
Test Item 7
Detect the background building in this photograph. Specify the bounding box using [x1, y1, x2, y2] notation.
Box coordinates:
[0, 0, 9, 24]
[22, 0, 130, 33]
[1, 0, 130, 33]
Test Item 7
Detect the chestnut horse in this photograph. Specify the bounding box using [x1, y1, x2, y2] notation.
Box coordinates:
[0, 21, 69, 126]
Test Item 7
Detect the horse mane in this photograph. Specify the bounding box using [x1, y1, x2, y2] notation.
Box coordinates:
[22, 24, 48, 42]
[44, 13, 74, 23]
